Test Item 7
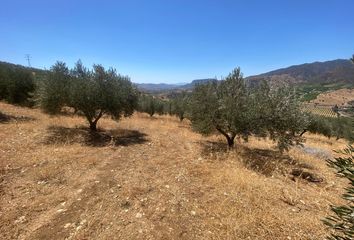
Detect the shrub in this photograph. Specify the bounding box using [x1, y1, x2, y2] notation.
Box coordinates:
[324, 145, 354, 240]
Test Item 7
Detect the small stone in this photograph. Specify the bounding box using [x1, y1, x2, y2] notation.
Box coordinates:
[57, 209, 66, 213]
[95, 180, 100, 183]
[165, 185, 170, 189]
[136, 212, 143, 218]
[77, 189, 83, 193]
[14, 216, 26, 224]
[191, 211, 196, 216]
[64, 223, 71, 229]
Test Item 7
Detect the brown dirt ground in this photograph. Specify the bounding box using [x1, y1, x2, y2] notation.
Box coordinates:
[310, 88, 354, 106]
[0, 102, 350, 240]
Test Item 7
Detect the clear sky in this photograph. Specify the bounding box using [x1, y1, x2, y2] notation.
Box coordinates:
[1, 0, 353, 83]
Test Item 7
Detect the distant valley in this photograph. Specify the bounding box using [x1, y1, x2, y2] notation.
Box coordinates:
[136, 59, 354, 92]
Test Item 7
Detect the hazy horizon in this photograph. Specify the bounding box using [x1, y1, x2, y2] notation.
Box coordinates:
[1, 0, 353, 83]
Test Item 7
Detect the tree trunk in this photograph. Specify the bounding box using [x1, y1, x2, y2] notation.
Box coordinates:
[216, 127, 236, 149]
[226, 136, 235, 148]
[86, 110, 103, 132]
[89, 121, 97, 131]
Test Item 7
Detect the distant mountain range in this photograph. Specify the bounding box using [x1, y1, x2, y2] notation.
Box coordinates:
[135, 78, 217, 92]
[136, 59, 354, 92]
[246, 59, 354, 85]
[1, 59, 354, 93]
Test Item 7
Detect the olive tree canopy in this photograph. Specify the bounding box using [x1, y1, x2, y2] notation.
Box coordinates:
[190, 67, 308, 151]
[39, 60, 138, 131]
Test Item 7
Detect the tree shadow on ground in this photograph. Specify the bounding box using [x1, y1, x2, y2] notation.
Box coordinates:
[43, 126, 148, 147]
[200, 140, 230, 155]
[0, 112, 35, 123]
[240, 147, 299, 176]
[200, 140, 313, 176]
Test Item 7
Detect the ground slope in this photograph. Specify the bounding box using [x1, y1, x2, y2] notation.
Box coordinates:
[0, 102, 349, 239]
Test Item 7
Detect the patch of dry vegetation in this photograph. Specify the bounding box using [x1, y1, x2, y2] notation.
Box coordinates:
[0, 102, 349, 239]
[310, 88, 354, 106]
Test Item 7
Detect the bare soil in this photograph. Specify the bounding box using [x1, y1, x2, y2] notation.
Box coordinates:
[310, 88, 354, 106]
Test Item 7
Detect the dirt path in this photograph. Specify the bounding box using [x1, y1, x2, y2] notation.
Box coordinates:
[30, 120, 215, 239]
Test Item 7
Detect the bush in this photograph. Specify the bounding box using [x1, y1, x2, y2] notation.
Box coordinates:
[324, 145, 354, 240]
[39, 60, 138, 131]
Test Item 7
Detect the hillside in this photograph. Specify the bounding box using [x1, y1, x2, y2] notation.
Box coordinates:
[136, 59, 354, 92]
[2, 59, 353, 93]
[136, 79, 217, 93]
[0, 61, 47, 77]
[247, 59, 354, 85]
[0, 102, 349, 239]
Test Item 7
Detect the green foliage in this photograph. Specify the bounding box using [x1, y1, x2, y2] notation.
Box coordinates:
[324, 145, 354, 240]
[330, 117, 354, 142]
[0, 65, 35, 106]
[302, 115, 354, 142]
[38, 61, 71, 114]
[190, 67, 308, 151]
[302, 114, 333, 138]
[253, 82, 308, 151]
[39, 60, 137, 131]
[171, 91, 190, 121]
[138, 94, 165, 117]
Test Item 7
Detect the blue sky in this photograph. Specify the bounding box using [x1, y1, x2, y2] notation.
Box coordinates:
[1, 0, 353, 83]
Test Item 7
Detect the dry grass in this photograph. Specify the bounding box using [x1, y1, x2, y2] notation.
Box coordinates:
[0, 102, 349, 239]
[310, 88, 354, 106]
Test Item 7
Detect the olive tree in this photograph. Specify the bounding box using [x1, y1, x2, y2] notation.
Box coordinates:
[253, 81, 308, 151]
[171, 91, 190, 121]
[190, 68, 253, 147]
[300, 114, 332, 138]
[39, 60, 138, 131]
[138, 94, 164, 117]
[0, 66, 35, 106]
[190, 67, 308, 151]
